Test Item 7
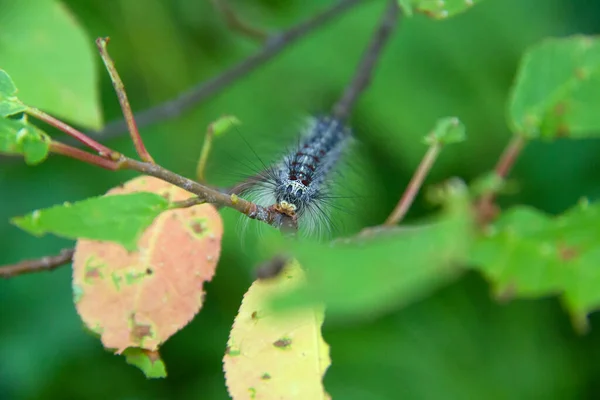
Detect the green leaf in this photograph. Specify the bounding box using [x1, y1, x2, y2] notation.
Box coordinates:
[405, 0, 483, 19]
[267, 181, 474, 321]
[423, 116, 466, 146]
[469, 200, 600, 332]
[0, 117, 50, 165]
[123, 348, 167, 379]
[397, 0, 413, 16]
[0, 70, 26, 117]
[210, 115, 241, 136]
[509, 36, 600, 139]
[0, 1, 102, 129]
[11, 192, 170, 251]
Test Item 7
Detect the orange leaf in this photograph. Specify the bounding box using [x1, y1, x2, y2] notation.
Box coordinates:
[72, 175, 223, 353]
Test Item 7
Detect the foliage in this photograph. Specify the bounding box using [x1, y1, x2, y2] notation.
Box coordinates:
[2, 0, 600, 399]
[223, 261, 331, 400]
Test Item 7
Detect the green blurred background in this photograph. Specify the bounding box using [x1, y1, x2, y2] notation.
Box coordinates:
[2, 0, 600, 398]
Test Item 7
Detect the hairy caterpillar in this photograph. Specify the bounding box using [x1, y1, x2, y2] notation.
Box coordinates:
[237, 115, 354, 240]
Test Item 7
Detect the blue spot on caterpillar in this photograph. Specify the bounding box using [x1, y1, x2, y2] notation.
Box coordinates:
[238, 115, 354, 240]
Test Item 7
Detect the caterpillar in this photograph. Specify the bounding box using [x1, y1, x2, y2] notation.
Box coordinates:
[237, 115, 353, 240]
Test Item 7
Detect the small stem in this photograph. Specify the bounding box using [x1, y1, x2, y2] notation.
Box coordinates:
[494, 134, 526, 179]
[171, 196, 205, 209]
[96, 37, 155, 163]
[384, 144, 441, 226]
[27, 107, 116, 157]
[0, 249, 74, 279]
[196, 126, 215, 183]
[49, 141, 121, 170]
[211, 0, 269, 42]
[477, 134, 526, 216]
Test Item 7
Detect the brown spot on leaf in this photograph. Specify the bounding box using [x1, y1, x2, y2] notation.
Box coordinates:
[130, 316, 153, 342]
[558, 243, 578, 261]
[575, 67, 588, 80]
[191, 221, 204, 234]
[556, 124, 570, 138]
[273, 338, 292, 348]
[251, 311, 258, 319]
[161, 191, 171, 201]
[146, 268, 153, 275]
[85, 267, 102, 280]
[261, 373, 271, 380]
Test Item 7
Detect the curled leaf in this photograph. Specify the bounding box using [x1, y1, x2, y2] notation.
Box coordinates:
[224, 261, 331, 400]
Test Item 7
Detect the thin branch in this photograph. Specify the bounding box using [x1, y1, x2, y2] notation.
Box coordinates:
[170, 196, 205, 209]
[476, 134, 526, 224]
[49, 141, 121, 170]
[26, 107, 116, 157]
[384, 143, 441, 226]
[87, 0, 365, 140]
[211, 0, 269, 42]
[332, 0, 400, 120]
[493, 134, 526, 180]
[96, 37, 155, 163]
[0, 249, 74, 279]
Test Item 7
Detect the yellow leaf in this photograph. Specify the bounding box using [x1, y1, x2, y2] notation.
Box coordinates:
[223, 261, 331, 400]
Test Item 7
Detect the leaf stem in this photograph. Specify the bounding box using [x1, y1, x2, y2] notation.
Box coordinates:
[384, 144, 441, 226]
[0, 249, 74, 279]
[494, 134, 526, 180]
[210, 0, 269, 42]
[27, 107, 116, 157]
[476, 134, 526, 224]
[49, 141, 121, 170]
[170, 196, 206, 209]
[95, 37, 155, 163]
[196, 125, 216, 183]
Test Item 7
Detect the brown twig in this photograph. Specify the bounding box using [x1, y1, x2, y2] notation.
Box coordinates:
[96, 37, 155, 164]
[0, 249, 74, 279]
[86, 0, 364, 141]
[476, 135, 526, 224]
[26, 107, 116, 157]
[49, 142, 121, 170]
[384, 143, 441, 226]
[211, 0, 269, 42]
[332, 0, 400, 120]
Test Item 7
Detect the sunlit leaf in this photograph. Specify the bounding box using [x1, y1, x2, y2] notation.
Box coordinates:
[267, 181, 474, 322]
[0, 117, 49, 164]
[509, 36, 600, 139]
[11, 192, 170, 251]
[423, 116, 466, 146]
[123, 348, 167, 379]
[403, 0, 483, 19]
[0, 1, 102, 129]
[469, 200, 600, 332]
[72, 176, 223, 365]
[0, 69, 26, 117]
[224, 261, 331, 400]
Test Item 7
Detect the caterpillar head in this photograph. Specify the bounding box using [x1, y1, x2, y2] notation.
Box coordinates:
[274, 180, 310, 216]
